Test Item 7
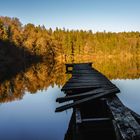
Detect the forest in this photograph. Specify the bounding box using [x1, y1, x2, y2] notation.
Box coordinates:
[0, 16, 140, 103]
[0, 16, 140, 62]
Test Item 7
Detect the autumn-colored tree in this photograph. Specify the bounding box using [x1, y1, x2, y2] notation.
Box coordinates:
[0, 16, 140, 60]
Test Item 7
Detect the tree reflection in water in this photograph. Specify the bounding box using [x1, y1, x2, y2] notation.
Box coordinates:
[0, 55, 140, 103]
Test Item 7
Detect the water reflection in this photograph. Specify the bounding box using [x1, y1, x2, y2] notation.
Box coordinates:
[0, 56, 140, 140]
[0, 56, 140, 103]
[93, 56, 140, 79]
[112, 79, 140, 114]
[0, 61, 67, 103]
[0, 86, 72, 140]
[65, 55, 140, 79]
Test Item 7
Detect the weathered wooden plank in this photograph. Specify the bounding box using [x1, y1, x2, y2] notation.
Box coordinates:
[57, 87, 119, 103]
[71, 78, 109, 82]
[64, 82, 112, 87]
[82, 117, 111, 123]
[126, 107, 140, 119]
[72, 72, 96, 74]
[64, 81, 100, 86]
[72, 74, 105, 76]
[67, 80, 113, 85]
[73, 67, 92, 70]
[68, 77, 112, 82]
[62, 84, 115, 91]
[73, 63, 92, 66]
[62, 84, 102, 91]
[72, 73, 109, 77]
[69, 77, 115, 84]
[73, 69, 94, 71]
[62, 85, 117, 92]
[72, 69, 94, 71]
[72, 73, 96, 76]
[126, 107, 140, 124]
[112, 120, 121, 140]
[57, 88, 105, 103]
[70, 78, 111, 83]
[72, 74, 109, 80]
[62, 87, 101, 94]
[106, 95, 140, 140]
[73, 64, 92, 70]
[72, 70, 96, 73]
[69, 79, 109, 82]
[55, 88, 119, 112]
[71, 62, 92, 65]
[73, 71, 107, 75]
[72, 69, 97, 72]
[71, 76, 108, 79]
[63, 79, 114, 86]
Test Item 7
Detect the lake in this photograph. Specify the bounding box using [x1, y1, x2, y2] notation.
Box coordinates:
[0, 57, 140, 140]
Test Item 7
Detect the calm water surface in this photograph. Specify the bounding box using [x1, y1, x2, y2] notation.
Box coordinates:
[0, 86, 72, 140]
[113, 79, 140, 114]
[0, 60, 140, 140]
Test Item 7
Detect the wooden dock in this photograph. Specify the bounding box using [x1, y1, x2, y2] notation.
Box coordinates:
[55, 63, 140, 140]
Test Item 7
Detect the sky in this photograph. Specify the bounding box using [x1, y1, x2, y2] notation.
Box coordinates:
[0, 0, 140, 32]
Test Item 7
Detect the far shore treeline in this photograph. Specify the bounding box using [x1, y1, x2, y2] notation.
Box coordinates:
[0, 16, 140, 61]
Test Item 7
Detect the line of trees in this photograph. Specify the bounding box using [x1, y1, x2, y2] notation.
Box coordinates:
[0, 16, 140, 60]
[0, 16, 58, 57]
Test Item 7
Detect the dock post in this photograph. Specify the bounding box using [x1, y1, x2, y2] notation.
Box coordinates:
[65, 64, 73, 73]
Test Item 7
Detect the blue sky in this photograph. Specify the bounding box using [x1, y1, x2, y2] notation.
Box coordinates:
[0, 0, 140, 32]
